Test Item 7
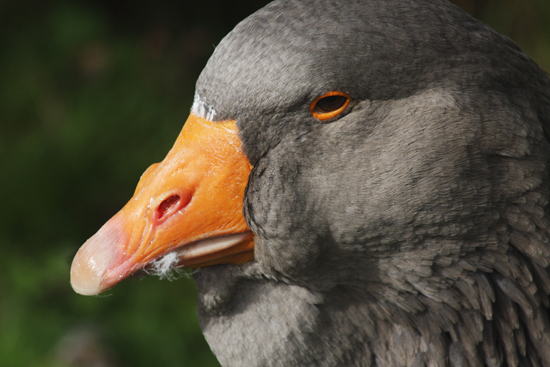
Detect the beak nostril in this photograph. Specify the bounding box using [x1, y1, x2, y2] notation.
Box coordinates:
[153, 192, 191, 224]
[159, 194, 180, 216]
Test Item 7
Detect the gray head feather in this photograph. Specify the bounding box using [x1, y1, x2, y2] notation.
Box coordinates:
[192, 0, 550, 366]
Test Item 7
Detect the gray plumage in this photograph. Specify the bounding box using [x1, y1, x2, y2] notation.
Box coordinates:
[192, 0, 550, 366]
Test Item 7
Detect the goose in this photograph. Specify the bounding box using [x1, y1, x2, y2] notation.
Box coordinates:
[70, 0, 550, 365]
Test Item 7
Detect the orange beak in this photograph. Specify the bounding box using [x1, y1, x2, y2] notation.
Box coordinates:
[70, 114, 254, 295]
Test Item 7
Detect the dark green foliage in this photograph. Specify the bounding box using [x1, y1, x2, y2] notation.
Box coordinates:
[0, 0, 548, 366]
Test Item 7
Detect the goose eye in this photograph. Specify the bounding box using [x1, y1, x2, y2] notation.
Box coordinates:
[310, 91, 350, 120]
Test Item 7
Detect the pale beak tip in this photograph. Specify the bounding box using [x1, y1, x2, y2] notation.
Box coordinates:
[70, 247, 106, 296]
[70, 218, 127, 296]
[70, 257, 102, 296]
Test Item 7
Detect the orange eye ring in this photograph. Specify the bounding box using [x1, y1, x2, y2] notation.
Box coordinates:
[310, 91, 351, 120]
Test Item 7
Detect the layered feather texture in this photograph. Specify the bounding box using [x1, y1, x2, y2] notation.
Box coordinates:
[187, 0, 550, 366]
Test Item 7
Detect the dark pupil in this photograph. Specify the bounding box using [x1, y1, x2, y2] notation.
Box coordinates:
[315, 95, 347, 113]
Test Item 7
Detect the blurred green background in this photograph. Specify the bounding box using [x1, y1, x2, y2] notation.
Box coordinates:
[0, 0, 549, 366]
